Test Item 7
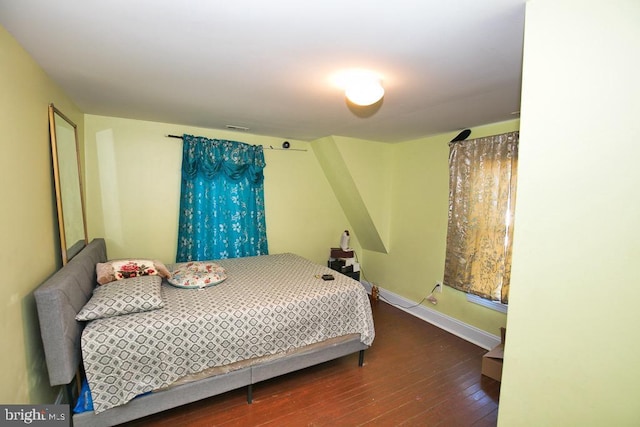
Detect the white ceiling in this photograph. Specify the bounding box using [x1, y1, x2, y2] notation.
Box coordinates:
[0, 0, 525, 143]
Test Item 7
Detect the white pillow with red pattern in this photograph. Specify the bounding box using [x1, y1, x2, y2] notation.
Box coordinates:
[96, 259, 171, 285]
[168, 261, 227, 289]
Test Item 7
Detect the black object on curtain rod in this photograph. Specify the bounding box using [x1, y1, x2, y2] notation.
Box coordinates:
[450, 129, 471, 143]
[165, 134, 307, 151]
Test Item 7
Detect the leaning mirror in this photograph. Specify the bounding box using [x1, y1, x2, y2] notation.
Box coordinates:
[49, 104, 88, 264]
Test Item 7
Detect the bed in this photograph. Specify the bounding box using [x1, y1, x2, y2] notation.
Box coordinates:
[34, 238, 374, 427]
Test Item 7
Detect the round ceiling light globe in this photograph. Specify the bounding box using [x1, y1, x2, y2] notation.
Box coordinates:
[345, 80, 385, 106]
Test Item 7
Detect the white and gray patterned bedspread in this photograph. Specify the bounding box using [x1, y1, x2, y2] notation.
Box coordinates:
[81, 253, 375, 413]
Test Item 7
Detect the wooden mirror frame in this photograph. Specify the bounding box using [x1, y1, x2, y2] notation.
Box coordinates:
[49, 104, 88, 264]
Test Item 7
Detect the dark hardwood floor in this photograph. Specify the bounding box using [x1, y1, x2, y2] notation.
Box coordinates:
[124, 298, 500, 426]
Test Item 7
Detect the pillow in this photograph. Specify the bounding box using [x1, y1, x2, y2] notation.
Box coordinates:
[76, 275, 164, 321]
[96, 259, 171, 285]
[168, 261, 227, 289]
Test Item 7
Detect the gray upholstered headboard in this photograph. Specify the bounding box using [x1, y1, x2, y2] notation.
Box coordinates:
[34, 238, 107, 386]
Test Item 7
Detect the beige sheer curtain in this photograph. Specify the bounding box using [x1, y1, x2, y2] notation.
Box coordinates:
[443, 131, 518, 304]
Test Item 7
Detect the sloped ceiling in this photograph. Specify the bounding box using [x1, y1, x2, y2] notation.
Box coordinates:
[312, 136, 390, 253]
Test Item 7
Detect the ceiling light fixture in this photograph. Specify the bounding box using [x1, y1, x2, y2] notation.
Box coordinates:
[333, 69, 385, 106]
[345, 77, 384, 106]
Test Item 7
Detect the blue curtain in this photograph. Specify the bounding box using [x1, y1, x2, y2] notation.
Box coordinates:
[176, 134, 268, 262]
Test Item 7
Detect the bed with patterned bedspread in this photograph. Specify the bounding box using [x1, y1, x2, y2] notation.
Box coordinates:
[83, 252, 375, 413]
[34, 239, 375, 426]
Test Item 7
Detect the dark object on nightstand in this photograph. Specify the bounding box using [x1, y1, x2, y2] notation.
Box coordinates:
[327, 260, 360, 281]
[329, 259, 345, 271]
[330, 248, 355, 259]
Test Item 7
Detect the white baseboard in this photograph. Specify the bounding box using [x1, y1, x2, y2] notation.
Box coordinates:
[362, 281, 500, 350]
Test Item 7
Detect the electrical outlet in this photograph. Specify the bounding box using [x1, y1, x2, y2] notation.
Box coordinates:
[435, 281, 443, 293]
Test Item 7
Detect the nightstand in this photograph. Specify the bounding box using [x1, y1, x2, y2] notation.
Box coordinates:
[328, 248, 361, 281]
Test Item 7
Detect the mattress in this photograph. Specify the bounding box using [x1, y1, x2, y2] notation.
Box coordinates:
[81, 253, 375, 413]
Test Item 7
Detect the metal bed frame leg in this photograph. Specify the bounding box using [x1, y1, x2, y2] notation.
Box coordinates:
[65, 383, 75, 405]
[358, 349, 365, 367]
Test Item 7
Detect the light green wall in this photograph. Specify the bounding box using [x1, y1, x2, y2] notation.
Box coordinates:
[498, 0, 640, 425]
[356, 121, 519, 335]
[83, 115, 354, 265]
[0, 25, 84, 404]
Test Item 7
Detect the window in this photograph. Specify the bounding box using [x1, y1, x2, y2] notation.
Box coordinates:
[443, 131, 518, 304]
[176, 135, 268, 261]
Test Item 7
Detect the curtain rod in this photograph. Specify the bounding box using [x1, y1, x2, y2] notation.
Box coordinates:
[166, 134, 307, 151]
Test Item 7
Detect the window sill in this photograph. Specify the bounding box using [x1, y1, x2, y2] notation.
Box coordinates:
[466, 293, 508, 314]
